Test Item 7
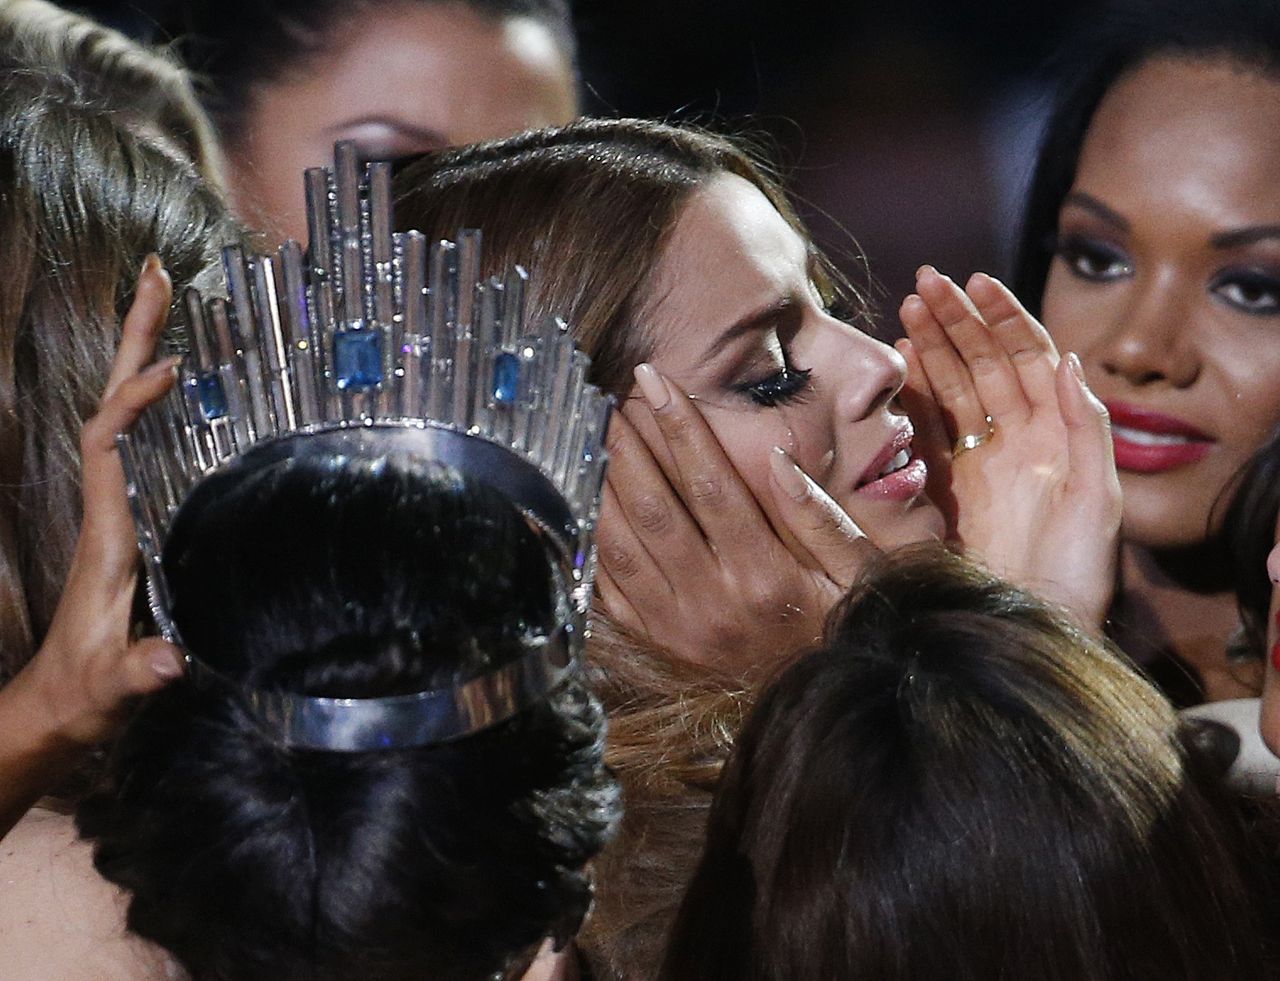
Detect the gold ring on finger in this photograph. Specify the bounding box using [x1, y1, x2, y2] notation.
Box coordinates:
[952, 416, 995, 458]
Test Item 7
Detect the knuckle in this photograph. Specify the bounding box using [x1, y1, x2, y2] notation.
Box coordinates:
[687, 475, 726, 506]
[631, 495, 674, 535]
[602, 542, 642, 582]
[659, 409, 697, 444]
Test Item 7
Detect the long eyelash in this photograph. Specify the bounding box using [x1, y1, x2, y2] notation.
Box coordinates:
[736, 365, 814, 408]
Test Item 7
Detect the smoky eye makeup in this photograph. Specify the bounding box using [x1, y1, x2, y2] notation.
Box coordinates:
[1209, 266, 1280, 316]
[1048, 231, 1134, 283]
[723, 308, 815, 409]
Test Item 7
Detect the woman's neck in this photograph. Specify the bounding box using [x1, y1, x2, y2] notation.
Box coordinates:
[1114, 541, 1262, 703]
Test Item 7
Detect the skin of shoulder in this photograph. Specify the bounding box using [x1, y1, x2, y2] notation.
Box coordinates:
[0, 808, 181, 980]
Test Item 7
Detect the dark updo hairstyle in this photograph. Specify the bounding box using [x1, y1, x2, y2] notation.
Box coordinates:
[1011, 0, 1280, 315]
[76, 452, 619, 981]
[661, 546, 1280, 981]
[143, 0, 578, 149]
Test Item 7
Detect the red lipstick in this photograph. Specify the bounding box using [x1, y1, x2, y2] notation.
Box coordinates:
[1105, 401, 1214, 474]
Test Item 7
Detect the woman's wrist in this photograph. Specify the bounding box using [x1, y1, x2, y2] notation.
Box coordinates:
[0, 655, 90, 837]
[1, 648, 97, 757]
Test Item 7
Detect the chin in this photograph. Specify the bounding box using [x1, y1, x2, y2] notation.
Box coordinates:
[1118, 477, 1219, 551]
[866, 498, 947, 551]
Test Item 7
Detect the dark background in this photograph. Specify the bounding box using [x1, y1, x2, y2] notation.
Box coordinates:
[82, 0, 1100, 330]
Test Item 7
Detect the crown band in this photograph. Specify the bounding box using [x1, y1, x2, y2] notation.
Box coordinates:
[182, 624, 575, 752]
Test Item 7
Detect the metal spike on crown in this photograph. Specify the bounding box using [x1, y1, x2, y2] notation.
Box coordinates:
[117, 142, 612, 751]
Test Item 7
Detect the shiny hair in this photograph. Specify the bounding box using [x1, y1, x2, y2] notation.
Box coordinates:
[663, 546, 1280, 980]
[391, 116, 863, 395]
[0, 0, 224, 183]
[0, 73, 239, 679]
[147, 0, 579, 149]
[76, 455, 619, 981]
[391, 116, 862, 977]
[1011, 0, 1280, 315]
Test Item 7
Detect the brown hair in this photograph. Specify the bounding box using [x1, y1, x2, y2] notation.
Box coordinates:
[0, 73, 240, 679]
[0, 0, 225, 184]
[663, 545, 1280, 980]
[392, 117, 861, 977]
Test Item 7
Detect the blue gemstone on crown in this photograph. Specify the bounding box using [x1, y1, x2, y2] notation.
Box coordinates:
[334, 329, 383, 390]
[197, 372, 228, 420]
[493, 351, 520, 405]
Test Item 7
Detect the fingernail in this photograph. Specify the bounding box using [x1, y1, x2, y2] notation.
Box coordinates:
[915, 264, 937, 279]
[150, 649, 184, 680]
[633, 363, 670, 410]
[142, 253, 161, 274]
[1067, 351, 1087, 384]
[145, 355, 182, 376]
[769, 446, 810, 500]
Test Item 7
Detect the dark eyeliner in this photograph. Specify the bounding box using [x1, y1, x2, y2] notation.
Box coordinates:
[734, 364, 813, 408]
[1209, 267, 1280, 316]
[1049, 232, 1132, 282]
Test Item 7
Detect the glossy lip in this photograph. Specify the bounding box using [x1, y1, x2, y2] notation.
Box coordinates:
[853, 422, 927, 502]
[855, 422, 914, 489]
[855, 456, 928, 502]
[1105, 400, 1215, 474]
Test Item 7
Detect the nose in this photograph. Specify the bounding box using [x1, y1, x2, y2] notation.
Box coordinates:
[1091, 269, 1201, 389]
[826, 318, 905, 423]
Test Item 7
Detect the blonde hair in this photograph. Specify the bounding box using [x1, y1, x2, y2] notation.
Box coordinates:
[0, 74, 240, 677]
[391, 118, 863, 977]
[0, 0, 225, 185]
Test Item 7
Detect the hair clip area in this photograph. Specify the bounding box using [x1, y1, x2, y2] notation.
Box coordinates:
[120, 142, 611, 752]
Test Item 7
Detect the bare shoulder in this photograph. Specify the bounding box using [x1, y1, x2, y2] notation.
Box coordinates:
[0, 808, 183, 980]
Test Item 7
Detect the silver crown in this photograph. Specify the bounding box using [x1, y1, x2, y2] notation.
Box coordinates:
[119, 142, 611, 752]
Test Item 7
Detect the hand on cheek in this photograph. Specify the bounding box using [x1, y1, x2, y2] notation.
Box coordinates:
[593, 364, 877, 673]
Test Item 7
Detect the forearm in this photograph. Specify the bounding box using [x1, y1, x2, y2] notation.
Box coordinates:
[0, 665, 83, 839]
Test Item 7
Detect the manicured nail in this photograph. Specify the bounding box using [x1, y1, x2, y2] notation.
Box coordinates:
[1067, 351, 1086, 384]
[150, 649, 184, 679]
[145, 355, 182, 376]
[769, 446, 810, 501]
[633, 363, 670, 410]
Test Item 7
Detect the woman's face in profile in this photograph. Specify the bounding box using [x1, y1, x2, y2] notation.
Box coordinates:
[1041, 55, 1280, 551]
[228, 4, 578, 244]
[629, 172, 946, 550]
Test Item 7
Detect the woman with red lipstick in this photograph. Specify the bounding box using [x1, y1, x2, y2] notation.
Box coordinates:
[1012, 0, 1280, 704]
[393, 117, 1121, 978]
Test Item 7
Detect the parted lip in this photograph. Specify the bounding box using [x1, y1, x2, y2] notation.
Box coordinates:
[855, 421, 914, 489]
[1105, 401, 1214, 441]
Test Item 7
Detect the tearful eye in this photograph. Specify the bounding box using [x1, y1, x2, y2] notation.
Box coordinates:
[1052, 234, 1133, 283]
[1211, 270, 1280, 316]
[736, 366, 813, 408]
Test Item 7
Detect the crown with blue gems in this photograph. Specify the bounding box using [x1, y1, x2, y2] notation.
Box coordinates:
[119, 142, 612, 752]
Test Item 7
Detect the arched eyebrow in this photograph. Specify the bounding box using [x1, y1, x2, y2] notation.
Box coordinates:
[1210, 225, 1280, 249]
[1067, 190, 1280, 250]
[701, 296, 801, 362]
[1062, 191, 1129, 231]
